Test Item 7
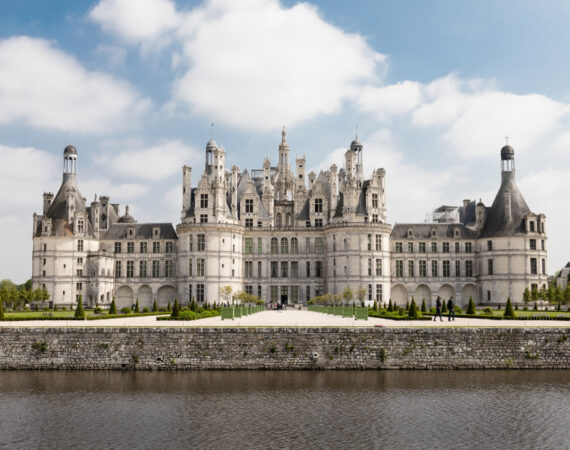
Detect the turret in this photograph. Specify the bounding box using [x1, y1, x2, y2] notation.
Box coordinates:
[296, 155, 305, 191]
[476, 200, 486, 231]
[231, 165, 239, 217]
[182, 165, 192, 213]
[43, 192, 54, 214]
[350, 137, 363, 181]
[90, 194, 100, 232]
[278, 126, 290, 172]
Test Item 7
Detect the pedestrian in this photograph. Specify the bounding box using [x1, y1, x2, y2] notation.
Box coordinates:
[447, 296, 455, 321]
[434, 296, 443, 322]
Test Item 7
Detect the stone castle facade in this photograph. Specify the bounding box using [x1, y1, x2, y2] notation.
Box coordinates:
[32, 130, 548, 308]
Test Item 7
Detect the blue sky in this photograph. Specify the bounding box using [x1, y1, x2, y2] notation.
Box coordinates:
[1, 0, 569, 283]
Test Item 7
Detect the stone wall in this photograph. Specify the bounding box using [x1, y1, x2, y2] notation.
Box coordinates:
[1, 327, 569, 370]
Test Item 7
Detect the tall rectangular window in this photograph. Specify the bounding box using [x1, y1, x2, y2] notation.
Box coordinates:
[408, 260, 414, 277]
[305, 238, 311, 254]
[465, 260, 473, 277]
[152, 261, 160, 278]
[376, 284, 382, 302]
[280, 261, 288, 278]
[419, 242, 426, 253]
[271, 261, 278, 278]
[77, 240, 83, 251]
[188, 259, 193, 276]
[114, 242, 121, 254]
[245, 218, 253, 228]
[165, 260, 173, 277]
[376, 259, 382, 276]
[443, 260, 450, 277]
[245, 238, 253, 254]
[455, 242, 460, 253]
[245, 261, 253, 278]
[431, 242, 437, 253]
[419, 260, 427, 277]
[530, 239, 537, 250]
[166, 242, 173, 253]
[197, 234, 205, 251]
[306, 286, 311, 302]
[375, 234, 382, 251]
[465, 242, 472, 253]
[542, 259, 546, 275]
[139, 260, 147, 278]
[431, 260, 438, 277]
[245, 198, 254, 213]
[200, 194, 208, 208]
[126, 261, 134, 278]
[306, 261, 311, 277]
[442, 242, 450, 253]
[197, 284, 204, 303]
[291, 261, 299, 277]
[408, 242, 413, 253]
[115, 261, 121, 278]
[153, 242, 160, 253]
[258, 237, 263, 254]
[197, 259, 205, 276]
[314, 198, 323, 213]
[368, 258, 372, 276]
[368, 284, 373, 301]
[290, 286, 299, 303]
[488, 259, 494, 275]
[372, 193, 378, 208]
[257, 261, 262, 278]
[367, 234, 372, 251]
[455, 260, 461, 277]
[395, 242, 402, 253]
[140, 242, 147, 253]
[530, 258, 537, 275]
[271, 286, 278, 302]
[396, 260, 403, 277]
[487, 240, 493, 251]
[127, 242, 134, 253]
[316, 261, 323, 278]
[291, 238, 298, 254]
[315, 237, 324, 253]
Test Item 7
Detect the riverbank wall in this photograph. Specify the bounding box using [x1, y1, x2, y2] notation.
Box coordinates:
[1, 327, 569, 369]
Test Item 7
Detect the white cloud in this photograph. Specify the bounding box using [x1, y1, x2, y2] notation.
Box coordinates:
[89, 0, 181, 45]
[356, 81, 424, 120]
[0, 36, 149, 133]
[97, 139, 202, 180]
[95, 43, 127, 67]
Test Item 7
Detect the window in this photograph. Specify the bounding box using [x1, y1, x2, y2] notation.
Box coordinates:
[200, 194, 208, 208]
[419, 242, 426, 253]
[395, 260, 403, 277]
[76, 282, 82, 292]
[271, 286, 278, 302]
[140, 242, 147, 253]
[305, 238, 311, 254]
[530, 258, 537, 275]
[315, 237, 324, 253]
[376, 259, 382, 276]
[442, 242, 450, 253]
[165, 260, 173, 277]
[431, 242, 437, 253]
[197, 259, 205, 276]
[488, 259, 493, 275]
[197, 284, 204, 303]
[375, 235, 382, 251]
[152, 261, 160, 278]
[408, 242, 413, 253]
[419, 260, 427, 277]
[197, 234, 205, 251]
[443, 261, 450, 277]
[530, 239, 537, 250]
[166, 242, 173, 253]
[281, 261, 288, 278]
[291, 237, 298, 254]
[77, 257, 83, 264]
[465, 242, 472, 253]
[258, 261, 262, 278]
[376, 284, 382, 303]
[455, 260, 461, 277]
[114, 242, 121, 254]
[487, 240, 493, 251]
[258, 285, 262, 299]
[271, 237, 279, 254]
[314, 198, 323, 213]
[291, 286, 299, 303]
[77, 240, 84, 251]
[408, 260, 414, 277]
[200, 214, 208, 223]
[153, 242, 160, 253]
[465, 260, 473, 277]
[316, 261, 323, 278]
[529, 221, 535, 232]
[368, 258, 372, 276]
[126, 261, 134, 278]
[372, 214, 378, 223]
[245, 218, 253, 228]
[315, 219, 323, 227]
[487, 290, 491, 302]
[372, 193, 378, 208]
[306, 286, 311, 302]
[271, 261, 278, 278]
[140, 261, 147, 278]
[43, 243, 47, 252]
[43, 258, 46, 266]
[245, 198, 254, 213]
[115, 261, 121, 278]
[127, 242, 134, 253]
[541, 240, 545, 251]
[431, 260, 438, 277]
[245, 238, 253, 254]
[291, 261, 299, 277]
[281, 238, 288, 254]
[76, 269, 83, 277]
[395, 242, 402, 253]
[367, 234, 372, 251]
[455, 242, 460, 253]
[306, 261, 311, 277]
[245, 285, 253, 295]
[542, 259, 546, 275]
[258, 237, 263, 254]
[245, 261, 253, 278]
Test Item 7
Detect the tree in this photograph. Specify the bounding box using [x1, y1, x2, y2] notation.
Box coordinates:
[466, 297, 476, 315]
[152, 298, 158, 312]
[373, 300, 378, 312]
[405, 300, 410, 311]
[171, 298, 180, 319]
[357, 287, 367, 307]
[342, 287, 353, 306]
[565, 284, 570, 305]
[74, 295, 85, 319]
[387, 299, 393, 312]
[220, 285, 233, 305]
[109, 297, 117, 314]
[408, 298, 419, 319]
[190, 299, 198, 312]
[134, 298, 140, 313]
[0, 299, 4, 320]
[533, 302, 538, 311]
[531, 286, 539, 302]
[504, 297, 515, 318]
[167, 301, 172, 312]
[523, 288, 531, 306]
[421, 298, 427, 313]
[442, 300, 448, 314]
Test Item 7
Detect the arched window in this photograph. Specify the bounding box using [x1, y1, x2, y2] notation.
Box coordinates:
[281, 237, 288, 254]
[276, 213, 282, 228]
[291, 237, 298, 254]
[271, 237, 279, 254]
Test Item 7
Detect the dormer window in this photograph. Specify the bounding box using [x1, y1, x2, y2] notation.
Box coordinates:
[152, 227, 160, 238]
[314, 198, 323, 213]
[128, 227, 135, 237]
[407, 228, 413, 238]
[372, 193, 378, 209]
[529, 221, 535, 232]
[77, 220, 84, 234]
[200, 194, 208, 209]
[431, 229, 436, 238]
[245, 199, 254, 213]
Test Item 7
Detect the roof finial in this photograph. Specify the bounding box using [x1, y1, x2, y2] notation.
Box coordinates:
[355, 125, 359, 140]
[505, 134, 509, 145]
[125, 205, 129, 214]
[282, 125, 286, 143]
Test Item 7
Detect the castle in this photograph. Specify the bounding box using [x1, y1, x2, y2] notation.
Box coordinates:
[32, 129, 548, 309]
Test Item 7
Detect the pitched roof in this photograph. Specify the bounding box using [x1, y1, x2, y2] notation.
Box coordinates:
[103, 223, 178, 240]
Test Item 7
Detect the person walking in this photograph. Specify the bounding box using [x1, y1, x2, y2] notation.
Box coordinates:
[434, 296, 443, 322]
[447, 296, 455, 321]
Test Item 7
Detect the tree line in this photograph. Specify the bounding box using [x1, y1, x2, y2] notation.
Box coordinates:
[0, 279, 50, 309]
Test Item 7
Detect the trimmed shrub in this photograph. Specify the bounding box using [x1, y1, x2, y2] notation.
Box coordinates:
[142, 307, 150, 313]
[483, 307, 493, 315]
[171, 298, 180, 319]
[121, 307, 132, 314]
[408, 299, 419, 319]
[190, 299, 198, 312]
[533, 302, 538, 311]
[421, 298, 427, 313]
[167, 301, 172, 312]
[466, 297, 476, 315]
[405, 300, 410, 312]
[454, 306, 463, 314]
[134, 299, 140, 313]
[504, 297, 515, 318]
[53, 304, 58, 311]
[387, 299, 393, 312]
[109, 298, 117, 315]
[94, 306, 103, 314]
[74, 296, 85, 320]
[152, 299, 158, 312]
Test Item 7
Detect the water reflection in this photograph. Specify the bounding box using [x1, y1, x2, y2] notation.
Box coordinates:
[0, 371, 568, 449]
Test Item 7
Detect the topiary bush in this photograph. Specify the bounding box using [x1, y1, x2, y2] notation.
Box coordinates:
[142, 307, 150, 313]
[152, 298, 158, 312]
[483, 307, 493, 315]
[408, 299, 419, 319]
[74, 295, 85, 320]
[504, 297, 515, 318]
[121, 307, 132, 314]
[134, 299, 140, 313]
[109, 298, 117, 315]
[421, 298, 427, 313]
[171, 298, 180, 319]
[466, 297, 476, 315]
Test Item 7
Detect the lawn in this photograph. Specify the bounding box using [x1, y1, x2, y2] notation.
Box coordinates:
[2, 310, 168, 320]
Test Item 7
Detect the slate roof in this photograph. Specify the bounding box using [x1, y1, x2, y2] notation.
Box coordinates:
[391, 223, 478, 239]
[103, 223, 178, 240]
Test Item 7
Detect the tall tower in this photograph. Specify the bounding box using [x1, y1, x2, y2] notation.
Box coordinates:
[278, 126, 290, 172]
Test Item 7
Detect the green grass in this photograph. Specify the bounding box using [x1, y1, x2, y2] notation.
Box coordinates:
[2, 310, 168, 321]
[425, 308, 570, 320]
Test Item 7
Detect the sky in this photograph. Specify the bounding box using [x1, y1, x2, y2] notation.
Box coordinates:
[1, 0, 569, 283]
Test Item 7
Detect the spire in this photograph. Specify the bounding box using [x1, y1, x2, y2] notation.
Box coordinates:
[282, 126, 286, 144]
